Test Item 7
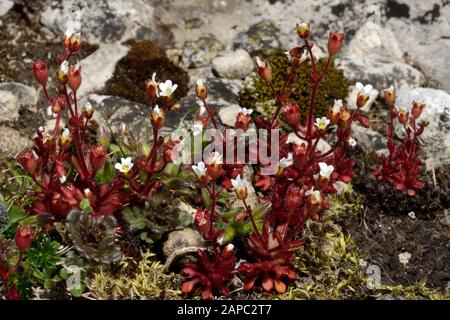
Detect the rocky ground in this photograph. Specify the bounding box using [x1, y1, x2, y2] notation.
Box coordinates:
[0, 0, 449, 298]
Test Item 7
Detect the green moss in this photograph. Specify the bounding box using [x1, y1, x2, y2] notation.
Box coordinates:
[88, 251, 182, 300]
[102, 40, 189, 104]
[238, 51, 348, 118]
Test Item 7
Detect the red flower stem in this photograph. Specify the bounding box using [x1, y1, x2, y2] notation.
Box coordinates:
[73, 90, 79, 118]
[202, 100, 219, 130]
[269, 68, 297, 128]
[42, 85, 53, 104]
[52, 113, 61, 138]
[305, 42, 332, 139]
[142, 125, 160, 196]
[243, 199, 262, 243]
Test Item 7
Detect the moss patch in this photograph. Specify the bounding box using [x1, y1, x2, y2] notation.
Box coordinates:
[102, 40, 189, 104]
[238, 51, 348, 118]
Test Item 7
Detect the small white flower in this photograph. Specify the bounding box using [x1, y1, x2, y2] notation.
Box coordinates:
[348, 137, 357, 147]
[255, 56, 265, 68]
[240, 107, 253, 115]
[297, 20, 309, 29]
[332, 99, 343, 114]
[83, 102, 93, 112]
[114, 157, 134, 174]
[60, 60, 69, 75]
[59, 175, 67, 184]
[196, 79, 205, 86]
[192, 161, 207, 178]
[159, 80, 178, 97]
[152, 105, 163, 116]
[199, 104, 207, 116]
[192, 121, 204, 136]
[387, 84, 394, 92]
[280, 152, 293, 168]
[61, 128, 71, 140]
[225, 243, 234, 251]
[318, 162, 334, 179]
[284, 51, 293, 61]
[355, 82, 373, 97]
[314, 117, 331, 130]
[231, 174, 247, 190]
[205, 152, 223, 165]
[46, 106, 56, 118]
[305, 187, 321, 202]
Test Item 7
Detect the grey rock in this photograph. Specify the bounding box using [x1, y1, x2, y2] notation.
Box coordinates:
[440, 209, 450, 227]
[351, 124, 387, 155]
[0, 83, 38, 122]
[212, 49, 254, 79]
[0, 0, 13, 17]
[163, 228, 204, 270]
[233, 20, 281, 54]
[0, 127, 31, 157]
[77, 44, 130, 98]
[183, 35, 224, 68]
[218, 104, 241, 127]
[40, 0, 173, 47]
[395, 88, 450, 169]
[340, 56, 425, 92]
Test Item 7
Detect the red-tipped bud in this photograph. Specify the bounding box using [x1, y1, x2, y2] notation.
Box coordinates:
[90, 144, 107, 172]
[285, 184, 302, 214]
[384, 85, 396, 106]
[390, 107, 399, 118]
[57, 60, 69, 85]
[32, 60, 49, 86]
[235, 109, 252, 131]
[284, 103, 300, 128]
[15, 225, 36, 254]
[398, 109, 408, 124]
[52, 94, 67, 114]
[196, 79, 208, 100]
[68, 63, 82, 92]
[327, 30, 345, 56]
[150, 105, 165, 129]
[194, 209, 211, 238]
[64, 30, 82, 52]
[411, 101, 425, 119]
[222, 243, 235, 258]
[17, 150, 41, 177]
[205, 152, 223, 180]
[145, 72, 159, 103]
[296, 21, 311, 39]
[255, 57, 272, 83]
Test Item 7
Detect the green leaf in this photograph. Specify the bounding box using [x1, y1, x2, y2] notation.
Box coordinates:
[222, 226, 236, 243]
[80, 198, 93, 214]
[8, 206, 27, 223]
[122, 207, 146, 231]
[201, 188, 212, 209]
[94, 161, 116, 184]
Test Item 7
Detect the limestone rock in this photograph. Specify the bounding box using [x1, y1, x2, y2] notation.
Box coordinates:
[212, 49, 254, 80]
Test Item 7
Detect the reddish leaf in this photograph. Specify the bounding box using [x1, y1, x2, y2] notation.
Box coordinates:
[274, 280, 287, 293]
[181, 279, 199, 294]
[261, 275, 274, 292]
[243, 276, 258, 291]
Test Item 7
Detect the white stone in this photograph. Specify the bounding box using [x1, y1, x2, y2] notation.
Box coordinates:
[0, 83, 38, 122]
[0, 127, 30, 157]
[77, 44, 129, 98]
[218, 104, 242, 127]
[212, 49, 254, 79]
[286, 133, 332, 154]
[0, 0, 13, 17]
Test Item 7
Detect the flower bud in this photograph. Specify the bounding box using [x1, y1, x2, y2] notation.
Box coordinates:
[89, 144, 107, 172]
[384, 85, 395, 106]
[196, 79, 208, 100]
[18, 150, 41, 177]
[32, 60, 49, 86]
[194, 209, 211, 238]
[60, 128, 72, 149]
[235, 112, 252, 131]
[64, 29, 82, 52]
[151, 105, 165, 129]
[205, 152, 223, 180]
[231, 175, 247, 200]
[145, 73, 159, 102]
[284, 103, 300, 128]
[57, 60, 69, 85]
[419, 119, 429, 127]
[296, 21, 311, 39]
[222, 243, 235, 258]
[83, 101, 94, 119]
[68, 63, 82, 92]
[411, 101, 425, 119]
[398, 108, 408, 124]
[15, 225, 36, 254]
[285, 184, 302, 214]
[327, 30, 345, 56]
[255, 57, 272, 83]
